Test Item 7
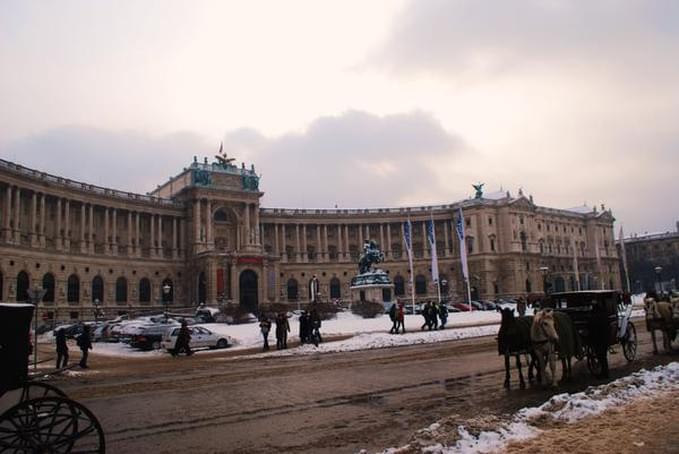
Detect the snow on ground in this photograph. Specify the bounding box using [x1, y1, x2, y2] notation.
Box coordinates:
[376, 362, 679, 454]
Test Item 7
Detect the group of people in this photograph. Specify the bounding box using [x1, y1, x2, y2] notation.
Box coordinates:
[259, 309, 323, 351]
[419, 301, 449, 331]
[388, 302, 406, 334]
[55, 324, 93, 369]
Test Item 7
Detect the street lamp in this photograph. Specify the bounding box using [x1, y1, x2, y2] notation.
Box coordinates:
[539, 266, 550, 295]
[93, 298, 101, 323]
[26, 286, 47, 371]
[654, 266, 663, 295]
[162, 283, 172, 320]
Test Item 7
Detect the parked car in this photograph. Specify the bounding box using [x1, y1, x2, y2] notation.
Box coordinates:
[130, 323, 179, 350]
[451, 302, 472, 311]
[478, 300, 499, 311]
[443, 303, 461, 313]
[161, 326, 231, 353]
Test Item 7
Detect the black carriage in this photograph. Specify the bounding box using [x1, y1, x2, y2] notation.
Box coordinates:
[0, 303, 105, 453]
[547, 290, 637, 376]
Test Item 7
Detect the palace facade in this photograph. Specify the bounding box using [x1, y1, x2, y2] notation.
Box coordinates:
[0, 156, 621, 321]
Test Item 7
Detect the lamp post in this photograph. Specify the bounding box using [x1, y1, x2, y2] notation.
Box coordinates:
[93, 298, 101, 323]
[26, 286, 47, 371]
[162, 283, 171, 320]
[539, 266, 550, 295]
[654, 266, 663, 295]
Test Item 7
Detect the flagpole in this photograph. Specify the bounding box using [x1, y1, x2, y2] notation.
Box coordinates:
[403, 218, 416, 315]
[619, 226, 631, 293]
[428, 214, 441, 305]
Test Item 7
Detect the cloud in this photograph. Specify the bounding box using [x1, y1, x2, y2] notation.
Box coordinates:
[0, 127, 210, 194]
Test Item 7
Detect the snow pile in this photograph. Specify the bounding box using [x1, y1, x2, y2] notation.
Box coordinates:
[378, 362, 679, 454]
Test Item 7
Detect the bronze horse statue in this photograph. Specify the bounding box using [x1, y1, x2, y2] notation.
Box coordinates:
[358, 240, 384, 274]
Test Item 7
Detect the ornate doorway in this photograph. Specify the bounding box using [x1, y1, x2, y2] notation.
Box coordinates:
[239, 270, 258, 313]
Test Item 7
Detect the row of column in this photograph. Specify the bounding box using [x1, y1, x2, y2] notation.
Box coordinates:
[268, 220, 455, 263]
[193, 200, 261, 251]
[2, 185, 184, 259]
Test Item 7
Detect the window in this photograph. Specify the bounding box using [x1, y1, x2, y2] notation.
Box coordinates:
[415, 275, 427, 295]
[92, 276, 104, 303]
[329, 278, 341, 299]
[16, 271, 29, 302]
[67, 274, 80, 303]
[116, 277, 128, 303]
[490, 237, 496, 252]
[139, 278, 151, 303]
[42, 273, 55, 303]
[488, 217, 493, 226]
[525, 279, 532, 293]
[287, 278, 299, 301]
[467, 237, 474, 254]
[520, 231, 527, 252]
[394, 275, 405, 296]
[161, 278, 174, 303]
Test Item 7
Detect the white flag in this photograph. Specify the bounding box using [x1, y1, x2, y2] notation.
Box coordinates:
[455, 208, 469, 281]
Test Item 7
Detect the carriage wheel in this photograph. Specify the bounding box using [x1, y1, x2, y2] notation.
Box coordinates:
[0, 397, 105, 453]
[585, 345, 602, 377]
[622, 322, 638, 362]
[20, 382, 67, 403]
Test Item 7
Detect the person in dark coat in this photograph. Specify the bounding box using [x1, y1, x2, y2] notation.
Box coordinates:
[589, 299, 610, 379]
[396, 303, 406, 334]
[430, 302, 439, 330]
[309, 309, 322, 344]
[421, 302, 432, 330]
[439, 303, 448, 329]
[299, 311, 310, 344]
[55, 328, 69, 369]
[259, 315, 272, 351]
[76, 325, 92, 368]
[276, 313, 290, 349]
[516, 297, 527, 317]
[173, 320, 192, 357]
[388, 302, 398, 334]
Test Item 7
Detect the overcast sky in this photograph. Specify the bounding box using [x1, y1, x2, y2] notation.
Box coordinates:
[1, 0, 678, 236]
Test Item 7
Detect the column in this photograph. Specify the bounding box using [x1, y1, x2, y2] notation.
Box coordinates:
[3, 186, 11, 241]
[13, 187, 21, 243]
[323, 224, 329, 262]
[179, 219, 185, 258]
[366, 224, 370, 242]
[302, 224, 308, 262]
[40, 194, 46, 247]
[443, 220, 450, 257]
[281, 224, 287, 261]
[422, 220, 428, 258]
[358, 223, 363, 246]
[88, 204, 94, 253]
[243, 203, 251, 245]
[206, 200, 213, 249]
[344, 224, 349, 260]
[63, 199, 71, 249]
[193, 199, 201, 247]
[56, 198, 63, 250]
[127, 211, 133, 256]
[315, 224, 321, 262]
[379, 224, 384, 251]
[80, 203, 86, 253]
[172, 217, 178, 258]
[336, 224, 343, 262]
[103, 207, 109, 254]
[135, 212, 141, 257]
[274, 224, 280, 256]
[253, 205, 260, 244]
[386, 223, 392, 259]
[111, 208, 118, 255]
[158, 214, 163, 256]
[31, 192, 38, 246]
[150, 213, 155, 257]
[295, 224, 301, 262]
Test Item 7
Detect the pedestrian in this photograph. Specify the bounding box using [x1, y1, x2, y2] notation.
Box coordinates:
[421, 302, 432, 330]
[259, 315, 272, 351]
[76, 325, 92, 368]
[439, 303, 448, 329]
[55, 328, 69, 369]
[396, 302, 406, 334]
[516, 297, 527, 317]
[388, 301, 398, 334]
[276, 312, 290, 349]
[430, 302, 439, 330]
[299, 310, 310, 344]
[173, 320, 193, 357]
[309, 308, 322, 345]
[589, 299, 610, 379]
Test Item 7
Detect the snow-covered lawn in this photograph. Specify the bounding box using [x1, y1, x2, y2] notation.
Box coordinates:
[376, 362, 679, 454]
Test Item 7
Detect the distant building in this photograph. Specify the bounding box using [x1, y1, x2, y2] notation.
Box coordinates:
[0, 156, 620, 321]
[618, 223, 679, 294]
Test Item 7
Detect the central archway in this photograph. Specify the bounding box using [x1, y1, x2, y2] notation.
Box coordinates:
[239, 270, 258, 314]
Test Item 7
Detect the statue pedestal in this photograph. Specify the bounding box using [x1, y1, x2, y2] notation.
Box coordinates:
[350, 270, 394, 305]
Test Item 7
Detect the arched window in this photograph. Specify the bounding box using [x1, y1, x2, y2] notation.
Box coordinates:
[139, 278, 151, 303]
[42, 273, 55, 303]
[67, 274, 80, 303]
[16, 271, 29, 302]
[415, 274, 427, 295]
[439, 274, 449, 297]
[391, 243, 402, 259]
[525, 279, 532, 293]
[92, 276, 104, 303]
[287, 278, 298, 301]
[214, 209, 228, 222]
[394, 275, 405, 296]
[329, 277, 341, 299]
[328, 245, 338, 260]
[161, 278, 173, 303]
[116, 277, 128, 303]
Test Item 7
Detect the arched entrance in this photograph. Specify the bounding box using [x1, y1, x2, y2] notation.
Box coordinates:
[197, 272, 207, 305]
[16, 271, 30, 303]
[239, 270, 258, 314]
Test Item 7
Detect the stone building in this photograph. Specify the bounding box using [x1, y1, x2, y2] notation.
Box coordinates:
[0, 156, 621, 321]
[618, 223, 679, 294]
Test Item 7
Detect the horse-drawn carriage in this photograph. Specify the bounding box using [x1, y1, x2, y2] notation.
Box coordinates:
[0, 303, 105, 453]
[548, 290, 637, 376]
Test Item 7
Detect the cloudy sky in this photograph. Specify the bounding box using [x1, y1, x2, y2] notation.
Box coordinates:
[1, 0, 678, 235]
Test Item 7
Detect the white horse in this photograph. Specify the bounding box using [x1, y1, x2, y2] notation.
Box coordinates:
[531, 309, 559, 387]
[644, 297, 676, 353]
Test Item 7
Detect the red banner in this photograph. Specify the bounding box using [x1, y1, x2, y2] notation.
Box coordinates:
[216, 268, 225, 295]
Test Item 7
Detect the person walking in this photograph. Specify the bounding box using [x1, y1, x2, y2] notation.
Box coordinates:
[309, 308, 322, 345]
[396, 302, 406, 334]
[516, 297, 527, 317]
[173, 320, 193, 357]
[430, 302, 439, 330]
[388, 301, 398, 334]
[299, 311, 310, 344]
[55, 328, 69, 369]
[276, 313, 290, 349]
[439, 303, 448, 329]
[421, 302, 432, 331]
[259, 315, 272, 351]
[76, 325, 92, 368]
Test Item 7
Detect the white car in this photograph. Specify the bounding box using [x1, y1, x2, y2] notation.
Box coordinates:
[160, 326, 230, 352]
